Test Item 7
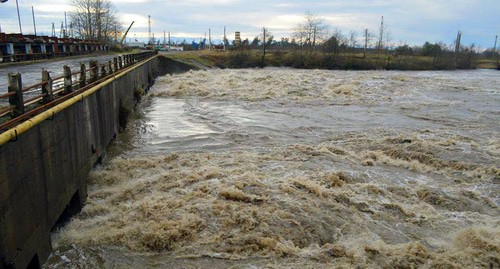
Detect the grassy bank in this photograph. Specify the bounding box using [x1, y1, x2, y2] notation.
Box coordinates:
[164, 50, 499, 71]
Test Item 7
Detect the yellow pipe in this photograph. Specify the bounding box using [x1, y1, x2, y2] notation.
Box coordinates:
[0, 55, 158, 146]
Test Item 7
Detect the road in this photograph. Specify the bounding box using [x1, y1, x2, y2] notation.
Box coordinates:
[0, 53, 121, 93]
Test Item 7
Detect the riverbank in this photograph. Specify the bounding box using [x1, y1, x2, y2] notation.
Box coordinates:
[165, 50, 499, 71]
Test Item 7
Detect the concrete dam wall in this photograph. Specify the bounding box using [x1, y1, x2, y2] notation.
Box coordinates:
[0, 54, 193, 268]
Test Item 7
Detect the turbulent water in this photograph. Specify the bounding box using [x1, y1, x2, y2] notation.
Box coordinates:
[45, 68, 499, 268]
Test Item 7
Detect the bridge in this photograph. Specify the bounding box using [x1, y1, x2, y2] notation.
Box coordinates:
[0, 33, 108, 63]
[0, 51, 194, 268]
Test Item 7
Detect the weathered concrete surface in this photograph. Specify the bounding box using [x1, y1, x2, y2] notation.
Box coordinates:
[157, 56, 201, 74]
[0, 56, 160, 269]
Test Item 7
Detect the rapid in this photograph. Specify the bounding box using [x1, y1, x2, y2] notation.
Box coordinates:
[45, 68, 499, 268]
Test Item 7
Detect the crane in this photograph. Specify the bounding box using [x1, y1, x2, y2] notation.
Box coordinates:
[119, 21, 135, 46]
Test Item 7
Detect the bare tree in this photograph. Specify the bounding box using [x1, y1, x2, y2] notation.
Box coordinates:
[261, 27, 273, 46]
[294, 12, 328, 51]
[70, 0, 122, 43]
[349, 31, 358, 49]
[261, 27, 272, 66]
[323, 28, 346, 55]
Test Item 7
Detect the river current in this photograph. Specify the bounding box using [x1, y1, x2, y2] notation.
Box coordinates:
[45, 68, 499, 268]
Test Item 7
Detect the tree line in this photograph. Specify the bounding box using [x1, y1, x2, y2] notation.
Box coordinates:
[228, 13, 498, 70]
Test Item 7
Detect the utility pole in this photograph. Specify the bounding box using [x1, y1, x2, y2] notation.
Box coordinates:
[16, 0, 22, 34]
[364, 28, 369, 58]
[163, 30, 166, 47]
[223, 26, 227, 52]
[168, 31, 170, 48]
[495, 35, 499, 67]
[51, 22, 55, 37]
[262, 27, 266, 66]
[31, 6, 37, 35]
[209, 28, 212, 50]
[148, 15, 151, 45]
[493, 35, 498, 54]
[455, 30, 462, 61]
[64, 12, 68, 38]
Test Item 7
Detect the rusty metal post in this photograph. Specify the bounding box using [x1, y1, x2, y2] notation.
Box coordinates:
[41, 69, 53, 103]
[100, 65, 106, 79]
[63, 65, 72, 94]
[113, 57, 118, 72]
[8, 73, 24, 117]
[118, 56, 123, 69]
[90, 60, 98, 82]
[79, 63, 86, 88]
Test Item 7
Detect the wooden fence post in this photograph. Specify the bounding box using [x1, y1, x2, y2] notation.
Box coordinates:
[41, 69, 53, 103]
[63, 65, 73, 94]
[108, 61, 112, 75]
[90, 60, 98, 82]
[79, 63, 86, 88]
[100, 65, 106, 79]
[8, 73, 24, 117]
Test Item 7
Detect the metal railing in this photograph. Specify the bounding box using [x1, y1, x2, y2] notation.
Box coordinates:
[0, 50, 158, 133]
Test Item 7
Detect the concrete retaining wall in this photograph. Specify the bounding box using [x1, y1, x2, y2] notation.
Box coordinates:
[0, 56, 159, 269]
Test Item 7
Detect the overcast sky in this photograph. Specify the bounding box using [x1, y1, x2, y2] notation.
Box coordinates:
[0, 0, 498, 48]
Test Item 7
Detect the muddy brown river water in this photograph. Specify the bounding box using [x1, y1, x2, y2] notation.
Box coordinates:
[45, 68, 499, 268]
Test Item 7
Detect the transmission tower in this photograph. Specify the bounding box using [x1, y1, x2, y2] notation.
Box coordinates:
[59, 21, 64, 38]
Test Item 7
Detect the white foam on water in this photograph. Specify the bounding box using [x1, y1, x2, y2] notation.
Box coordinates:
[46, 68, 499, 268]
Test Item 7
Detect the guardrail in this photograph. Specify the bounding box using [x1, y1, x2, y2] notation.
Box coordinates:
[0, 50, 158, 133]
